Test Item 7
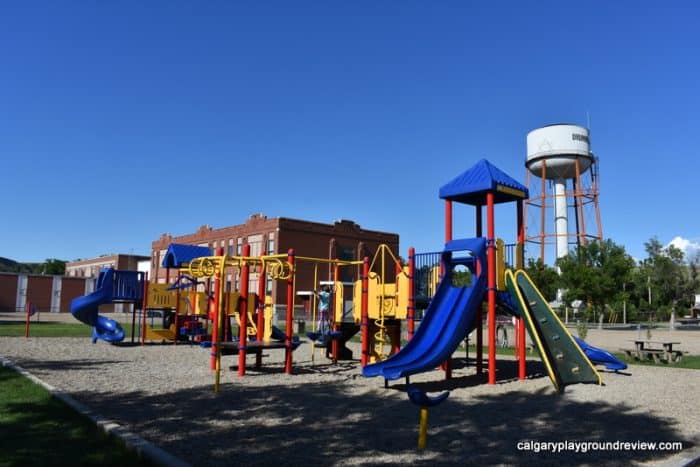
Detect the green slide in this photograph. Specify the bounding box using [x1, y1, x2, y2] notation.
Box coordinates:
[505, 269, 601, 392]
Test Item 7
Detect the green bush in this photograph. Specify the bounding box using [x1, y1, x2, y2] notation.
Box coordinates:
[576, 319, 588, 340]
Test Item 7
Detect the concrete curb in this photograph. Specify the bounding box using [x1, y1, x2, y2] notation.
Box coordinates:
[1, 357, 190, 467]
[658, 439, 700, 467]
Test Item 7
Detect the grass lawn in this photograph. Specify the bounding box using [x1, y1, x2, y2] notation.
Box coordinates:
[0, 322, 144, 339]
[613, 353, 700, 370]
[0, 322, 93, 338]
[457, 344, 700, 370]
[0, 365, 152, 466]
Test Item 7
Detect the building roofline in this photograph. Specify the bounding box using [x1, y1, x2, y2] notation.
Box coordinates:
[152, 214, 399, 247]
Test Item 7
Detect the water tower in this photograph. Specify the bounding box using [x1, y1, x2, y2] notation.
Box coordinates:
[525, 124, 603, 263]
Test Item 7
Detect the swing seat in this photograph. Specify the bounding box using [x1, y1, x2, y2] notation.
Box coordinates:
[407, 385, 450, 408]
[306, 331, 322, 341]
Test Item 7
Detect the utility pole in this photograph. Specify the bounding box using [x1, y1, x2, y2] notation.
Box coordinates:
[622, 282, 627, 325]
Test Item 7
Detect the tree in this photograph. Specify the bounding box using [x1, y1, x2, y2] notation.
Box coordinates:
[556, 239, 635, 321]
[633, 237, 700, 320]
[524, 258, 560, 302]
[43, 259, 66, 275]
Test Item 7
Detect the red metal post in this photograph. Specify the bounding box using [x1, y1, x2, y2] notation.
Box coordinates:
[442, 201, 454, 378]
[238, 244, 250, 376]
[445, 200, 453, 243]
[141, 272, 148, 346]
[407, 247, 415, 341]
[24, 301, 31, 338]
[360, 257, 370, 367]
[284, 249, 295, 374]
[211, 248, 224, 370]
[173, 270, 180, 346]
[476, 204, 483, 374]
[487, 192, 497, 384]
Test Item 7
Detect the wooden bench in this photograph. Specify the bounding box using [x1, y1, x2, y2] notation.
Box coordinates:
[670, 350, 684, 363]
[641, 349, 665, 363]
[620, 346, 684, 364]
[620, 346, 664, 362]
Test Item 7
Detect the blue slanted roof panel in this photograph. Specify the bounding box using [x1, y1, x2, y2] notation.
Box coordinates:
[439, 159, 529, 205]
[161, 243, 212, 268]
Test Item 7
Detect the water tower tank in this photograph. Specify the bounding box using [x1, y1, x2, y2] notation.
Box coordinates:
[526, 124, 593, 179]
[524, 123, 603, 264]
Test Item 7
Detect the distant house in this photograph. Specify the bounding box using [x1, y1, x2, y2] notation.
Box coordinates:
[570, 299, 585, 315]
[53, 253, 149, 314]
[692, 294, 700, 318]
[65, 254, 150, 279]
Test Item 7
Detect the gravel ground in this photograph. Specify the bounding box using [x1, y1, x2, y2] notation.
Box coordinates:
[1, 326, 699, 466]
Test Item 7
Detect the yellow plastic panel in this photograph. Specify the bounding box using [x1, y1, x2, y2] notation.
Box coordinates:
[395, 267, 409, 319]
[148, 284, 177, 308]
[334, 281, 344, 322]
[496, 238, 506, 291]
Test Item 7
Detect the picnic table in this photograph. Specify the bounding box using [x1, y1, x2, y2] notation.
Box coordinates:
[621, 340, 683, 363]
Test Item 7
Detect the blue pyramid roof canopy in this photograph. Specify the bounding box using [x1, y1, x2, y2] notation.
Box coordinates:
[161, 243, 212, 268]
[439, 159, 528, 205]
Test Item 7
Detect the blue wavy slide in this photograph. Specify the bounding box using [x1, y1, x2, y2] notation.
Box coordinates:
[71, 269, 125, 343]
[574, 336, 627, 371]
[363, 239, 487, 381]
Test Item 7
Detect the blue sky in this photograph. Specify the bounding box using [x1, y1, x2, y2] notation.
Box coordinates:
[1, 1, 699, 263]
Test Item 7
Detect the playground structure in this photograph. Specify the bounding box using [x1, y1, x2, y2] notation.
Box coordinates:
[350, 244, 410, 363]
[166, 243, 378, 390]
[70, 268, 144, 343]
[69, 157, 624, 394]
[362, 158, 621, 392]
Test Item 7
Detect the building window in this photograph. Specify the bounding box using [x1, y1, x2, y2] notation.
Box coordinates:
[266, 277, 273, 295]
[338, 245, 355, 282]
[248, 234, 262, 257]
[236, 238, 242, 255]
[267, 234, 275, 254]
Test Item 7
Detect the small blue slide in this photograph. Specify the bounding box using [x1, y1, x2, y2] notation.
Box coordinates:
[363, 238, 487, 380]
[71, 268, 137, 343]
[573, 336, 628, 371]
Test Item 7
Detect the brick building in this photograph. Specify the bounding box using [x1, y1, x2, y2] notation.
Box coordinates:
[151, 214, 400, 309]
[65, 254, 150, 278]
[0, 272, 91, 313]
[0, 254, 150, 314]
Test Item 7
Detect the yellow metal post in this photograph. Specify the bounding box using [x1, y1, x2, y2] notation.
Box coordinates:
[263, 296, 273, 342]
[418, 406, 428, 450]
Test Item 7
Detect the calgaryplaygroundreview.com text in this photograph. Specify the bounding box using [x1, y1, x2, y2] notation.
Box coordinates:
[516, 440, 683, 454]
